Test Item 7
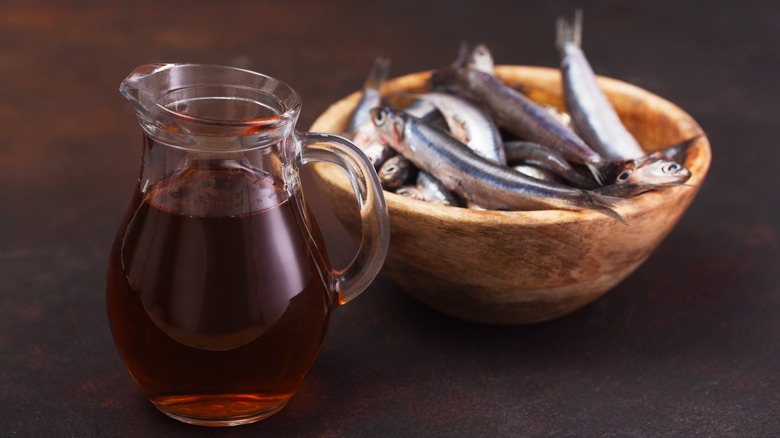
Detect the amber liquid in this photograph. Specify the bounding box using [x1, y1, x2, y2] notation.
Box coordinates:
[106, 160, 333, 426]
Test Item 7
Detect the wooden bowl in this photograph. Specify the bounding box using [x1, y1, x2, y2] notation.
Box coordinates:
[309, 66, 711, 324]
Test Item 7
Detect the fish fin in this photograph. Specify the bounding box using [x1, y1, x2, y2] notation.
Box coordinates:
[585, 191, 627, 225]
[585, 161, 605, 185]
[556, 9, 583, 50]
[429, 44, 469, 91]
[363, 57, 391, 90]
[453, 41, 470, 68]
[650, 134, 702, 163]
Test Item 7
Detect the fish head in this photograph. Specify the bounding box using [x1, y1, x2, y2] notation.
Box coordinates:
[371, 107, 409, 153]
[467, 44, 495, 73]
[602, 159, 637, 185]
[630, 158, 692, 184]
[378, 156, 413, 189]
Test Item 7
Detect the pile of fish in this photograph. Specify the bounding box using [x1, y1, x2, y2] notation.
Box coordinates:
[342, 11, 694, 223]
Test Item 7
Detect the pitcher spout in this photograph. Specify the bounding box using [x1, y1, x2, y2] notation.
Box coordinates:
[119, 63, 177, 119]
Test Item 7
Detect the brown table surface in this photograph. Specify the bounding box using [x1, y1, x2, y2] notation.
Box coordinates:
[2, 0, 778, 436]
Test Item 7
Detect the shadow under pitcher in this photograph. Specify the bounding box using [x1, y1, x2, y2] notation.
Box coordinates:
[107, 64, 389, 427]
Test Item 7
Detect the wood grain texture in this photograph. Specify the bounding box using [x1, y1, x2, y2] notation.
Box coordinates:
[310, 66, 711, 324]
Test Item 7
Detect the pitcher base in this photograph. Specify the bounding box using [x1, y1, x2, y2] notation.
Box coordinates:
[152, 393, 292, 427]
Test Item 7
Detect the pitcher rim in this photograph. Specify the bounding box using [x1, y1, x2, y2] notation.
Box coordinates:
[120, 63, 303, 129]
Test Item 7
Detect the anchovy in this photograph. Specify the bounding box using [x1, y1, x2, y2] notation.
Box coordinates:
[371, 106, 624, 222]
[602, 156, 691, 186]
[378, 154, 416, 190]
[586, 138, 696, 197]
[395, 185, 426, 201]
[416, 171, 463, 206]
[346, 57, 391, 135]
[512, 164, 559, 182]
[504, 141, 596, 188]
[430, 44, 605, 181]
[557, 11, 644, 160]
[413, 92, 506, 164]
[633, 157, 692, 184]
[363, 141, 396, 170]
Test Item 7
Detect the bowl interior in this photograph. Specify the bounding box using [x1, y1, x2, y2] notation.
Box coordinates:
[310, 66, 709, 226]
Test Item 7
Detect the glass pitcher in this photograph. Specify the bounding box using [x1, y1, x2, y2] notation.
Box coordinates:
[106, 64, 390, 426]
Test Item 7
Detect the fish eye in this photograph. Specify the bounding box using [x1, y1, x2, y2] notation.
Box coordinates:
[664, 163, 681, 173]
[372, 109, 386, 126]
[617, 170, 632, 182]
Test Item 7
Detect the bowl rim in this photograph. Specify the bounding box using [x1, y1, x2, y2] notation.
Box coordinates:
[309, 65, 711, 228]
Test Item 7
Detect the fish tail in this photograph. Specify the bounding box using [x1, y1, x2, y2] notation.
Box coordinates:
[364, 57, 391, 89]
[454, 40, 470, 68]
[556, 9, 583, 50]
[652, 134, 702, 163]
[584, 191, 627, 225]
[429, 43, 470, 90]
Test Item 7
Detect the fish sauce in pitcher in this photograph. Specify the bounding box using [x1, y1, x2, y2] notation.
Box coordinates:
[106, 154, 333, 424]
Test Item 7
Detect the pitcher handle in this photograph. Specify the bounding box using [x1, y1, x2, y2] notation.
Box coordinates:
[300, 132, 390, 305]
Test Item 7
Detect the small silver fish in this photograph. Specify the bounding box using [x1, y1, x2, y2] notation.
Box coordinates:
[346, 57, 391, 136]
[632, 158, 691, 185]
[378, 154, 416, 190]
[416, 171, 463, 206]
[504, 141, 596, 188]
[414, 92, 506, 164]
[363, 141, 396, 170]
[512, 164, 559, 182]
[371, 106, 625, 222]
[602, 156, 692, 186]
[347, 59, 392, 159]
[595, 141, 696, 198]
[557, 11, 644, 160]
[395, 185, 426, 201]
[430, 43, 605, 182]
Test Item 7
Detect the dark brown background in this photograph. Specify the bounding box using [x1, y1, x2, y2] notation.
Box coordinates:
[1, 0, 777, 436]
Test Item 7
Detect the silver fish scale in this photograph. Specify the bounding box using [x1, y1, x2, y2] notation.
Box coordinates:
[397, 111, 612, 212]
